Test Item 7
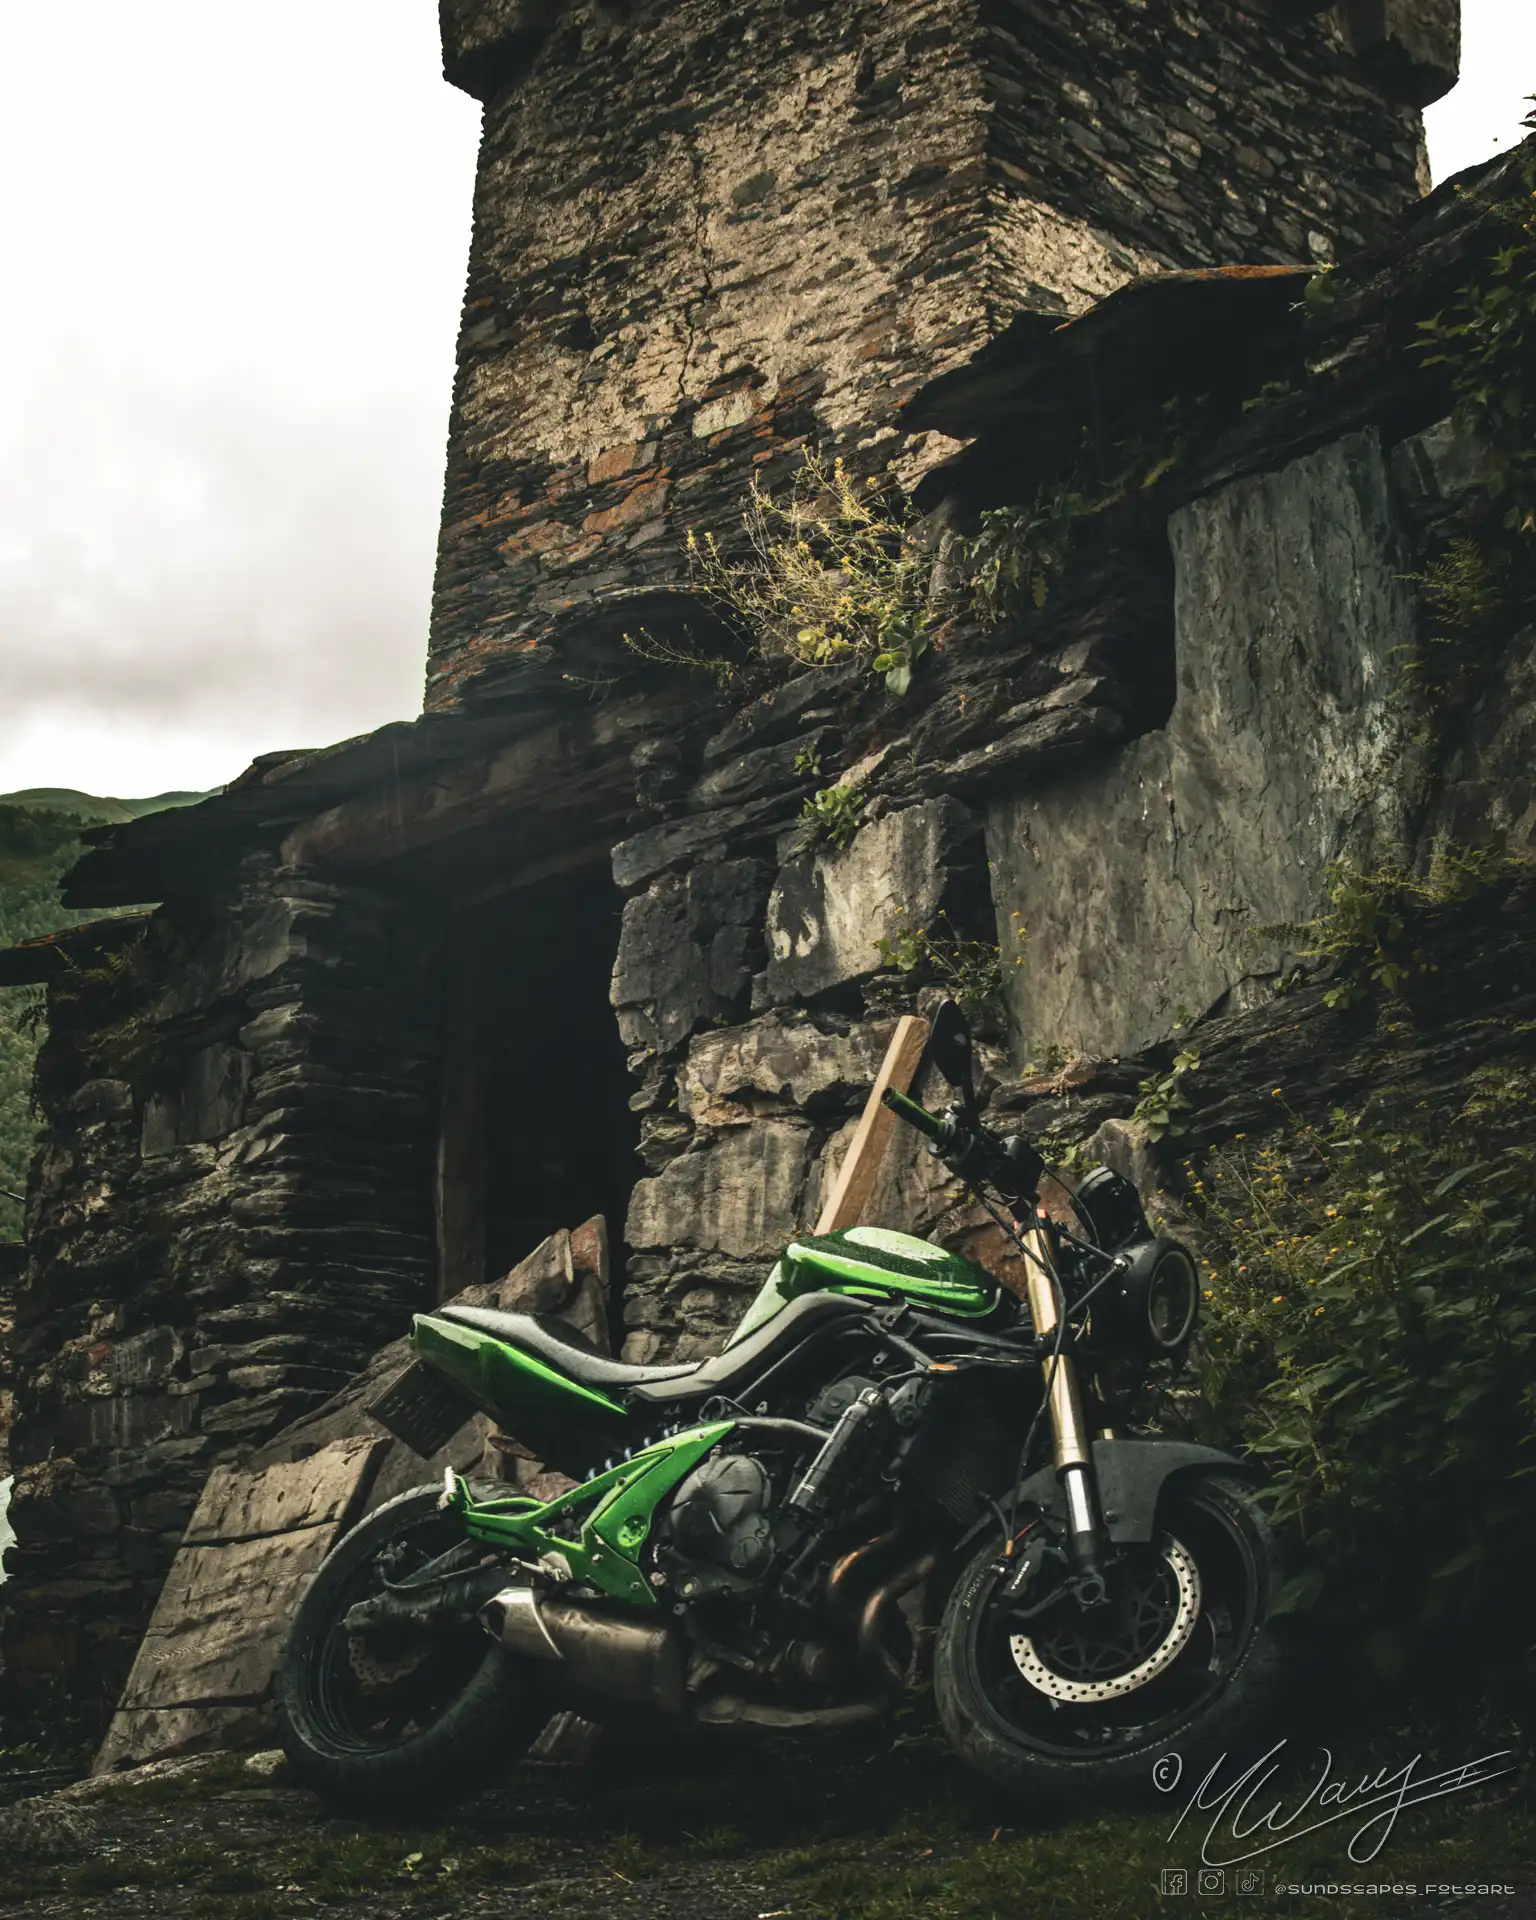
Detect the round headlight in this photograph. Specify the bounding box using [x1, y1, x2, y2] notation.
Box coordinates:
[1097, 1239, 1199, 1357]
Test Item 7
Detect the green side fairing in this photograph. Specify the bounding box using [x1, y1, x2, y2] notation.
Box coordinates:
[729, 1226, 998, 1343]
[443, 1423, 735, 1609]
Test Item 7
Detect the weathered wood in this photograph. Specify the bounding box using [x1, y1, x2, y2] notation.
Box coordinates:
[278, 725, 574, 872]
[93, 1436, 385, 1775]
[814, 1015, 930, 1234]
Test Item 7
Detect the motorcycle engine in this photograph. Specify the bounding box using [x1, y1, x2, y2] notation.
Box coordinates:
[655, 1454, 777, 1600]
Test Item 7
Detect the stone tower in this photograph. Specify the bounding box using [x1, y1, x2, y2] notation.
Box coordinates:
[428, 0, 1456, 709]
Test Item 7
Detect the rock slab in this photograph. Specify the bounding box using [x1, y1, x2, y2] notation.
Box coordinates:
[92, 1434, 386, 1775]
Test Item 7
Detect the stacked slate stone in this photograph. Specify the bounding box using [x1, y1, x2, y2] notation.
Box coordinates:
[425, 0, 1443, 715]
[1, 859, 440, 1719]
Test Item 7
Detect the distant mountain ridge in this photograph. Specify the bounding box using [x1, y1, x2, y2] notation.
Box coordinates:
[0, 788, 209, 825]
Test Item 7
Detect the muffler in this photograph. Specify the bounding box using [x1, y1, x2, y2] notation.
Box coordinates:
[481, 1585, 686, 1717]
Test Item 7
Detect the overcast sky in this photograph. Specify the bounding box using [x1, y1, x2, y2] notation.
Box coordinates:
[0, 4, 1531, 803]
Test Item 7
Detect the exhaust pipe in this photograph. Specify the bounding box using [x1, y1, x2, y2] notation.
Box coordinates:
[481, 1586, 686, 1716]
[825, 1525, 902, 1619]
[858, 1550, 938, 1691]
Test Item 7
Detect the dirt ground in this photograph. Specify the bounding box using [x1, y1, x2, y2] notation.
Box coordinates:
[3, 1719, 1535, 1920]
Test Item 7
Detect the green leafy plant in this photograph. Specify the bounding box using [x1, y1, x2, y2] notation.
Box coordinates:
[792, 742, 822, 779]
[1398, 534, 1515, 746]
[1240, 377, 1300, 414]
[686, 451, 935, 695]
[1415, 127, 1536, 537]
[1129, 1048, 1200, 1142]
[872, 908, 1008, 1023]
[959, 479, 1084, 625]
[1031, 1127, 1092, 1176]
[1260, 844, 1526, 1010]
[955, 403, 1205, 629]
[1410, 533, 1509, 634]
[800, 783, 867, 851]
[1191, 1073, 1536, 1684]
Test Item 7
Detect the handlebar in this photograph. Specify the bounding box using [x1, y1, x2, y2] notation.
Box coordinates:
[881, 1086, 1045, 1209]
[880, 1085, 950, 1144]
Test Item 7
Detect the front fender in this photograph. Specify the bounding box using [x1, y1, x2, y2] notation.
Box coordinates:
[954, 1438, 1249, 1565]
[1086, 1439, 1248, 1542]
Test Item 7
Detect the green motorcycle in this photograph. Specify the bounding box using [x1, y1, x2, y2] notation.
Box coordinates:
[276, 1002, 1287, 1813]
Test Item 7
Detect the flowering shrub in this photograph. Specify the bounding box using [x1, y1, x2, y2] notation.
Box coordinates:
[1189, 1071, 1536, 1683]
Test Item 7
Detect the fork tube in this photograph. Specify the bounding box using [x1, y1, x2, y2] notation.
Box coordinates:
[1021, 1223, 1105, 1582]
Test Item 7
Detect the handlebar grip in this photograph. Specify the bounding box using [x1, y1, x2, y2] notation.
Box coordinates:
[881, 1085, 948, 1142]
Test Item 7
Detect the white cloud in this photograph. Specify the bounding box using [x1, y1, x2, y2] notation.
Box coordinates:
[1425, 0, 1535, 182]
[0, 0, 478, 798]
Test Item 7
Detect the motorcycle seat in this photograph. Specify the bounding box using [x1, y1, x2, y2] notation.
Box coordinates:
[628, 1291, 867, 1408]
[435, 1305, 697, 1392]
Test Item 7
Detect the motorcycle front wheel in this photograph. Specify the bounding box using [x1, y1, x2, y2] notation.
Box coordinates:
[276, 1486, 548, 1816]
[934, 1471, 1288, 1804]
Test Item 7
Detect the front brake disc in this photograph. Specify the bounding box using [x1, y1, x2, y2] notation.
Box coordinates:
[1008, 1536, 1202, 1704]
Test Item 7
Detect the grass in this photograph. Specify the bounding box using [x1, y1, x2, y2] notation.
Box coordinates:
[3, 1707, 1529, 1916]
[758, 1805, 1530, 1919]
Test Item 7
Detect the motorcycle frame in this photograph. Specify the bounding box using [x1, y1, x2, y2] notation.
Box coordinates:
[443, 1419, 738, 1610]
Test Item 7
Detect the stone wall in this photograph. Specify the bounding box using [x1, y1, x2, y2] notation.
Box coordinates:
[425, 0, 1441, 711]
[607, 407, 1530, 1361]
[0, 1244, 16, 1618]
[601, 144, 1533, 1358]
[0, 863, 441, 1719]
[990, 428, 1426, 1060]
[5, 16, 1516, 1744]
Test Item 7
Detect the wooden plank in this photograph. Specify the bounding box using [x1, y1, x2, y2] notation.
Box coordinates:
[813, 1014, 931, 1234]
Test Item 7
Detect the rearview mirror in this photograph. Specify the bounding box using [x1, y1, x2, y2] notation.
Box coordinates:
[927, 999, 978, 1117]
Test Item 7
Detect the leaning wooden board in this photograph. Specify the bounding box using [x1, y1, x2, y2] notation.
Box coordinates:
[813, 1013, 930, 1234]
[93, 1435, 386, 1774]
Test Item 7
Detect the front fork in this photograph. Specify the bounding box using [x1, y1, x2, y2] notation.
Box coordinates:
[1020, 1215, 1110, 1600]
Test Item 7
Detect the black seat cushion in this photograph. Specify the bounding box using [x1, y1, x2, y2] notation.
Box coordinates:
[435, 1306, 697, 1393]
[628, 1292, 867, 1408]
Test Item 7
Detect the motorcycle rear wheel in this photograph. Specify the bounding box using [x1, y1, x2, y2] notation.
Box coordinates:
[276, 1486, 548, 1816]
[934, 1471, 1288, 1804]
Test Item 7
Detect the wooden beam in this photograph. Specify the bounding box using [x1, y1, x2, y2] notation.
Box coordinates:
[814, 1014, 930, 1234]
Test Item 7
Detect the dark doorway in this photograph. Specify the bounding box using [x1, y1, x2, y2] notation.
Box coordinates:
[436, 864, 638, 1302]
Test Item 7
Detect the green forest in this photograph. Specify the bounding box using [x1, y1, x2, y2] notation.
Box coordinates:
[0, 790, 203, 1242]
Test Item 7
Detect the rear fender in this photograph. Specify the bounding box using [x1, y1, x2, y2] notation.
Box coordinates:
[410, 1312, 629, 1429]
